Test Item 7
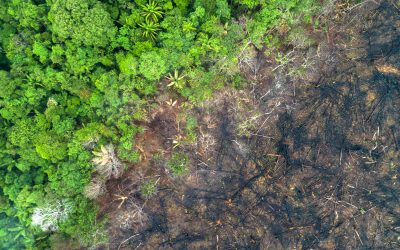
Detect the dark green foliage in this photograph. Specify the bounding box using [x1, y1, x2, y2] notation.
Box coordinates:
[0, 0, 320, 248]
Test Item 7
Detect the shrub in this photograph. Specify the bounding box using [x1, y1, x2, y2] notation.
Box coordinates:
[185, 115, 198, 143]
[140, 179, 158, 198]
[167, 152, 189, 177]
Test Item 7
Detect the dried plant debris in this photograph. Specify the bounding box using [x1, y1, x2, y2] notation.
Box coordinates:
[93, 144, 124, 179]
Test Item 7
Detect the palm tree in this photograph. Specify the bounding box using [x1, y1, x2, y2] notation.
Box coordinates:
[166, 70, 186, 89]
[138, 19, 160, 40]
[140, 1, 164, 22]
[83, 178, 106, 200]
[92, 144, 123, 179]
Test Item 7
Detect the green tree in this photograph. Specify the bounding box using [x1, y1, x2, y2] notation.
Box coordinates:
[173, 0, 190, 13]
[138, 19, 160, 40]
[116, 53, 138, 76]
[139, 51, 167, 80]
[140, 0, 164, 22]
[216, 0, 231, 21]
[32, 41, 49, 64]
[49, 0, 117, 47]
[234, 0, 263, 9]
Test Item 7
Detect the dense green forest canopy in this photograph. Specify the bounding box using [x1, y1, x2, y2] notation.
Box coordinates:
[0, 0, 319, 248]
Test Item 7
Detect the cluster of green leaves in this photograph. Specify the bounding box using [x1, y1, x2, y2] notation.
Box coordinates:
[0, 0, 319, 248]
[140, 179, 158, 198]
[167, 152, 190, 177]
[184, 115, 198, 143]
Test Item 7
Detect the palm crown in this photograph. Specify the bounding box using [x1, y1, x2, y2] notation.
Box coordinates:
[140, 1, 164, 22]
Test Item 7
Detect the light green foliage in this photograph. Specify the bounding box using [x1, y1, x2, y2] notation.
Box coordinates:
[32, 41, 49, 63]
[140, 0, 164, 22]
[50, 44, 64, 64]
[125, 9, 140, 26]
[117, 53, 138, 76]
[35, 132, 68, 162]
[64, 43, 103, 75]
[9, 119, 35, 147]
[247, 0, 321, 48]
[216, 0, 231, 21]
[139, 51, 167, 80]
[185, 115, 198, 143]
[49, 0, 117, 47]
[0, 71, 13, 98]
[140, 179, 158, 198]
[234, 0, 262, 9]
[194, 0, 216, 14]
[6, 0, 47, 30]
[138, 19, 160, 40]
[167, 152, 190, 177]
[112, 26, 132, 50]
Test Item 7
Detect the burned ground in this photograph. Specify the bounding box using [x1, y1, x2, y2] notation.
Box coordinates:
[101, 2, 400, 249]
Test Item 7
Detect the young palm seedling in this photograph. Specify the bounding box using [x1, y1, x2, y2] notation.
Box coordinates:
[166, 70, 186, 89]
[166, 99, 178, 106]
